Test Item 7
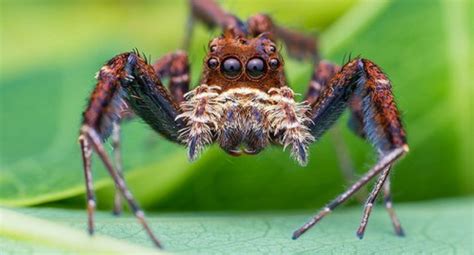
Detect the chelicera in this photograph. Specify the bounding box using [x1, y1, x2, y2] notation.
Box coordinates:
[78, 0, 409, 248]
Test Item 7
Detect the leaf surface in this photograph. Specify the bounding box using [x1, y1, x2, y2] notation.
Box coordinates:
[1, 198, 472, 254]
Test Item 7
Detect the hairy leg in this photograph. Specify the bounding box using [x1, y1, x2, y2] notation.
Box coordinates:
[102, 51, 190, 216]
[294, 58, 408, 239]
[79, 51, 184, 248]
[347, 90, 404, 231]
[305, 60, 366, 201]
[185, 0, 245, 49]
[153, 50, 190, 103]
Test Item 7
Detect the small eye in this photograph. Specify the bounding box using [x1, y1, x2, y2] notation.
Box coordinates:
[269, 58, 280, 70]
[207, 57, 219, 69]
[210, 45, 217, 52]
[246, 58, 266, 78]
[269, 45, 276, 52]
[221, 57, 242, 78]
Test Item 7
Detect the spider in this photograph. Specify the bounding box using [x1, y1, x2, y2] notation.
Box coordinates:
[78, 0, 409, 248]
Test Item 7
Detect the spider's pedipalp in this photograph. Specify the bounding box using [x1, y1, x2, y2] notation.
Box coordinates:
[266, 87, 314, 166]
[177, 84, 223, 161]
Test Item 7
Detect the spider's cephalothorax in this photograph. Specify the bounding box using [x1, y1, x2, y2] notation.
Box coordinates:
[78, 0, 409, 249]
[177, 29, 313, 164]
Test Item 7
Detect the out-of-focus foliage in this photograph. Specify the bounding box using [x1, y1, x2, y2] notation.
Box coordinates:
[0, 0, 472, 212]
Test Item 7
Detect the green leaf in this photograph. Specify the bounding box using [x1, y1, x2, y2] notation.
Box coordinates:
[2, 198, 473, 254]
[0, 208, 163, 254]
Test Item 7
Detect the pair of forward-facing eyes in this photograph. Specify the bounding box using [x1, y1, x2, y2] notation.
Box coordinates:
[207, 56, 280, 79]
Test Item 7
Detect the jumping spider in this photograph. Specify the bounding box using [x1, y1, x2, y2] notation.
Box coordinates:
[79, 0, 408, 248]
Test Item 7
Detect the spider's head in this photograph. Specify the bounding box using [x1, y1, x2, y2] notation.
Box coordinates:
[201, 27, 286, 91]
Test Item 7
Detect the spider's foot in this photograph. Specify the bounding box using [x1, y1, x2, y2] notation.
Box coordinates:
[395, 226, 405, 237]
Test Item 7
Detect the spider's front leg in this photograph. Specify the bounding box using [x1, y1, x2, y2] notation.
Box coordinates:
[110, 50, 190, 216]
[79, 51, 186, 248]
[305, 61, 367, 202]
[293, 58, 408, 240]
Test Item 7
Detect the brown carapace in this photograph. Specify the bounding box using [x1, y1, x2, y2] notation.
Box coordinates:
[78, 0, 409, 248]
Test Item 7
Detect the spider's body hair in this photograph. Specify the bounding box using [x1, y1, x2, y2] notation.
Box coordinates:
[177, 85, 314, 165]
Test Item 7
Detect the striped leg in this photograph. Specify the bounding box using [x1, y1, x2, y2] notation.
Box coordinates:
[293, 147, 407, 239]
[153, 50, 190, 103]
[294, 58, 408, 239]
[383, 175, 405, 236]
[79, 51, 185, 248]
[78, 135, 95, 235]
[81, 126, 162, 248]
[305, 60, 365, 201]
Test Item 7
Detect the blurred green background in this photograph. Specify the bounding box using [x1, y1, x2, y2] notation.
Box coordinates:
[1, 0, 472, 214]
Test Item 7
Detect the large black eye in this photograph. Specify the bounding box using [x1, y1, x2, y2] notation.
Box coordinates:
[221, 57, 242, 78]
[246, 58, 266, 78]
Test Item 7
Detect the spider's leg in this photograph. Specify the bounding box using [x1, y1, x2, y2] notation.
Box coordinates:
[153, 51, 190, 103]
[109, 51, 190, 216]
[293, 58, 408, 239]
[346, 88, 404, 235]
[183, 9, 194, 50]
[185, 0, 246, 49]
[111, 122, 125, 215]
[79, 51, 184, 248]
[382, 172, 405, 236]
[109, 111, 135, 216]
[329, 125, 366, 202]
[305, 61, 365, 202]
[356, 165, 391, 239]
[138, 51, 192, 149]
[304, 61, 340, 105]
[247, 14, 319, 62]
[78, 135, 95, 235]
[81, 126, 162, 248]
[293, 148, 405, 239]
